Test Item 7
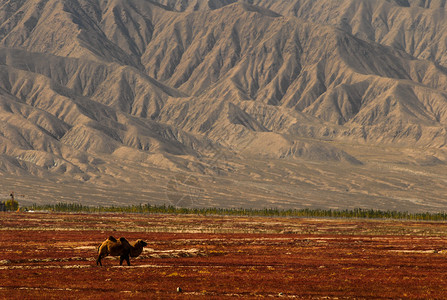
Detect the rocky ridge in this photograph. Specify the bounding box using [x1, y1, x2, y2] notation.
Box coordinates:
[0, 0, 446, 211]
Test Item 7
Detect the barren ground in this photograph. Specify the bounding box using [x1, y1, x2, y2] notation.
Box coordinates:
[1, 212, 447, 299]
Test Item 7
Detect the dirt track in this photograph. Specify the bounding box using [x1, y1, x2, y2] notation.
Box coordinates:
[1, 212, 447, 299]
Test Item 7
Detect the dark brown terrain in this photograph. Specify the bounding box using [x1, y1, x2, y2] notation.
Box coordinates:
[2, 212, 447, 299]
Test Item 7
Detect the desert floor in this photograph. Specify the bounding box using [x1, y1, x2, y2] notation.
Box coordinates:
[1, 212, 447, 299]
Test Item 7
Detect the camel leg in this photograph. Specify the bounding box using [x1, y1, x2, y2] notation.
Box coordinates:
[120, 254, 130, 266]
[96, 255, 103, 266]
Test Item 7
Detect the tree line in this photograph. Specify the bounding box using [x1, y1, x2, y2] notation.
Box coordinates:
[25, 203, 447, 221]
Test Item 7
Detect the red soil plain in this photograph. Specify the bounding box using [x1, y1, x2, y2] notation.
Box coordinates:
[2, 212, 447, 299]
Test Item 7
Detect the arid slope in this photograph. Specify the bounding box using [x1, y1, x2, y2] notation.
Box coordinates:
[0, 0, 446, 211]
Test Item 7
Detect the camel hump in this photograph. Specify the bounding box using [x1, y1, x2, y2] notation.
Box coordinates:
[119, 237, 129, 244]
[108, 236, 117, 242]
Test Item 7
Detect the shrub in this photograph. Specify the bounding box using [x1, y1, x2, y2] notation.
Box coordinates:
[4, 199, 19, 211]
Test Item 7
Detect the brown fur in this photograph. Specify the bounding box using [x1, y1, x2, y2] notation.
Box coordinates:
[129, 239, 148, 257]
[96, 236, 147, 266]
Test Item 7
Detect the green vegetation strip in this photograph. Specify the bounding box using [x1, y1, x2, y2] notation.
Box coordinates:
[23, 203, 447, 221]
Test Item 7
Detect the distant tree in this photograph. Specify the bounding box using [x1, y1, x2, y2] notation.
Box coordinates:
[5, 192, 19, 211]
[5, 199, 19, 211]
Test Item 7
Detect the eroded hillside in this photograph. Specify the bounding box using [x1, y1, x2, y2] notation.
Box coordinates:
[0, 0, 446, 211]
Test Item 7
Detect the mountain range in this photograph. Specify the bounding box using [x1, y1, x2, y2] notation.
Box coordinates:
[0, 0, 446, 212]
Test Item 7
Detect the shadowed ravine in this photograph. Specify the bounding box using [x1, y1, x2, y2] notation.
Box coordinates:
[0, 0, 446, 211]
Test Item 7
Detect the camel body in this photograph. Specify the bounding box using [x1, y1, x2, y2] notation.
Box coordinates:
[96, 236, 147, 266]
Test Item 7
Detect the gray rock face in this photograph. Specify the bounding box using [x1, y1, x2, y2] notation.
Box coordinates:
[0, 0, 446, 211]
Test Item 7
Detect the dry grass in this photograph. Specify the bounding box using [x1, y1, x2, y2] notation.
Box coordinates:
[2, 212, 447, 298]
